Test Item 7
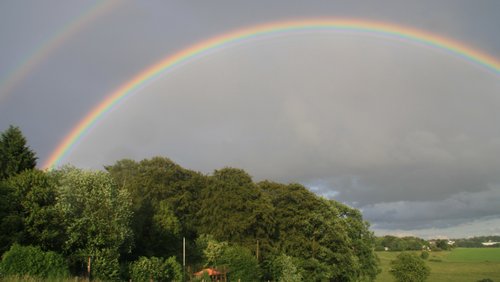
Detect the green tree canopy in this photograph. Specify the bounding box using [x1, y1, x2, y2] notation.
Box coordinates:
[0, 181, 22, 254]
[106, 157, 205, 260]
[5, 169, 64, 252]
[390, 252, 430, 282]
[55, 166, 133, 280]
[259, 181, 378, 281]
[0, 244, 69, 279]
[271, 254, 302, 282]
[129, 256, 182, 282]
[219, 244, 260, 282]
[0, 125, 37, 180]
[198, 168, 275, 254]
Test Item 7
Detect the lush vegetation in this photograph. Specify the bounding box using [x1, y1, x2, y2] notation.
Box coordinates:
[375, 235, 429, 251]
[389, 252, 430, 282]
[377, 249, 500, 282]
[0, 125, 379, 281]
[0, 244, 69, 279]
[452, 236, 500, 248]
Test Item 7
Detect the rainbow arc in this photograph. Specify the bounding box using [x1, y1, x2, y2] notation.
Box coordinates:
[42, 19, 500, 170]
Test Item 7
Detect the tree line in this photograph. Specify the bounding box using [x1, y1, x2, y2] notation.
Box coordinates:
[452, 236, 500, 248]
[0, 125, 380, 281]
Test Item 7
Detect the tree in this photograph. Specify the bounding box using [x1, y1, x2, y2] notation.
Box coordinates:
[334, 201, 381, 280]
[0, 181, 23, 254]
[259, 181, 363, 281]
[106, 157, 205, 260]
[390, 252, 430, 282]
[436, 239, 450, 250]
[0, 244, 69, 279]
[0, 125, 37, 180]
[55, 167, 133, 280]
[198, 168, 275, 253]
[219, 245, 260, 282]
[5, 169, 65, 252]
[271, 254, 302, 282]
[129, 256, 182, 282]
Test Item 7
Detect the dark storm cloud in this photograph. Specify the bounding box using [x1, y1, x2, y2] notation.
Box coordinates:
[363, 185, 500, 230]
[1, 0, 499, 237]
[66, 36, 500, 236]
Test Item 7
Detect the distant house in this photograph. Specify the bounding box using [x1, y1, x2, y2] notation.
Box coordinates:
[482, 240, 500, 246]
[194, 267, 228, 282]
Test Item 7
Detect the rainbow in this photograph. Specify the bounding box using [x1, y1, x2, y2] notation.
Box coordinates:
[42, 19, 500, 170]
[0, 0, 119, 101]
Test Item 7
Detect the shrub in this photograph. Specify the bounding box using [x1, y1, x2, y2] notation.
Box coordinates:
[271, 254, 302, 282]
[129, 256, 182, 282]
[390, 252, 430, 282]
[420, 251, 429, 260]
[90, 249, 121, 281]
[0, 244, 69, 279]
[219, 245, 260, 282]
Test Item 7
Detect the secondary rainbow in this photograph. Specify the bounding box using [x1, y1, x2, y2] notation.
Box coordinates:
[42, 18, 500, 170]
[0, 0, 119, 101]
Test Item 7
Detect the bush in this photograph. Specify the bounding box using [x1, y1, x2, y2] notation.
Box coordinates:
[390, 252, 430, 282]
[129, 256, 182, 282]
[0, 244, 69, 279]
[271, 254, 302, 282]
[90, 249, 121, 281]
[420, 251, 429, 260]
[219, 245, 260, 282]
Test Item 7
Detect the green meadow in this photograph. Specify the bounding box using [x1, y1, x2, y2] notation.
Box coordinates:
[376, 248, 500, 282]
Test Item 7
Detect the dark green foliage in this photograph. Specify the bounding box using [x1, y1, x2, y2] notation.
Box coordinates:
[0, 125, 37, 181]
[376, 235, 429, 251]
[390, 252, 430, 282]
[270, 254, 302, 282]
[0, 151, 381, 281]
[55, 166, 133, 280]
[0, 244, 69, 279]
[420, 251, 430, 260]
[89, 249, 121, 281]
[104, 157, 379, 281]
[106, 157, 203, 260]
[129, 256, 182, 282]
[0, 182, 23, 254]
[335, 202, 381, 280]
[198, 168, 275, 254]
[298, 257, 332, 281]
[5, 170, 65, 252]
[219, 245, 260, 282]
[196, 237, 260, 281]
[477, 279, 494, 282]
[436, 239, 451, 250]
[259, 181, 379, 281]
[454, 236, 500, 248]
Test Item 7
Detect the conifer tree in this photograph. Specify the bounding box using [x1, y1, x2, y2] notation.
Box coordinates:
[0, 125, 37, 180]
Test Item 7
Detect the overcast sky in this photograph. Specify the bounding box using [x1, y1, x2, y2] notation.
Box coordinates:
[1, 1, 499, 239]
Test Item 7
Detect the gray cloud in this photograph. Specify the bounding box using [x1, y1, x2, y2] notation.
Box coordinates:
[363, 185, 500, 230]
[66, 37, 500, 235]
[1, 0, 499, 237]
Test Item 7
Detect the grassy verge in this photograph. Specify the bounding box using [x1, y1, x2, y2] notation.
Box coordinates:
[376, 249, 500, 282]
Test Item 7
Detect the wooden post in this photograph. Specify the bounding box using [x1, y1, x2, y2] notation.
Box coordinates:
[87, 256, 91, 281]
[256, 239, 259, 262]
[183, 237, 186, 282]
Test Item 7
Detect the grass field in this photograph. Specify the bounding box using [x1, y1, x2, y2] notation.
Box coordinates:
[376, 248, 500, 282]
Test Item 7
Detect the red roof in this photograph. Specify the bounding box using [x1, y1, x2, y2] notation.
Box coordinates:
[194, 268, 222, 277]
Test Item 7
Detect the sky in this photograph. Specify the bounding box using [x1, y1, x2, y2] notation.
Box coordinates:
[1, 0, 499, 239]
